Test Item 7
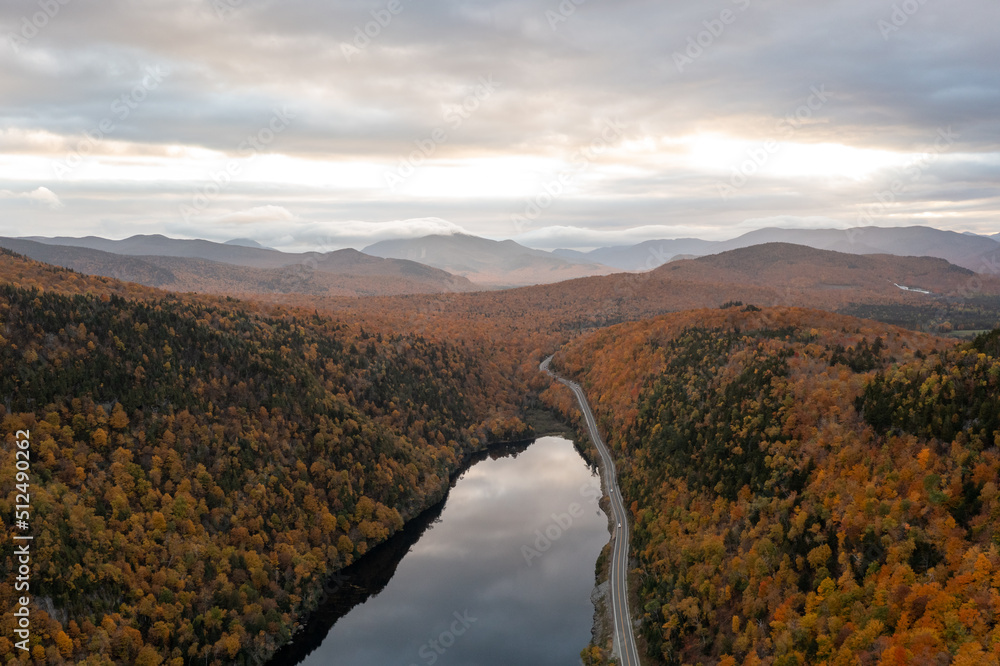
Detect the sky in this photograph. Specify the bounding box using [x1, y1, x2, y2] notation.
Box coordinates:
[0, 0, 998, 251]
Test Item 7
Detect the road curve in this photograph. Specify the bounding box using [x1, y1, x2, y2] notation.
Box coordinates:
[541, 356, 641, 666]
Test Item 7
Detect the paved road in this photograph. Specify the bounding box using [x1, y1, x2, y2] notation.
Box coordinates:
[541, 356, 641, 666]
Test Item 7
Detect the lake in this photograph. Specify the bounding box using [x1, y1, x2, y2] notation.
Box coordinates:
[271, 436, 609, 665]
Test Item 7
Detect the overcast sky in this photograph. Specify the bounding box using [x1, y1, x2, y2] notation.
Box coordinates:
[0, 0, 997, 250]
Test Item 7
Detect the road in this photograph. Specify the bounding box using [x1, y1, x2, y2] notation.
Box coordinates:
[541, 356, 641, 666]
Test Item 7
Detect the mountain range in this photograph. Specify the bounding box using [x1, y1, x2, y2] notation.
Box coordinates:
[660, 242, 978, 297]
[555, 225, 999, 274]
[0, 236, 475, 297]
[316, 242, 1000, 346]
[3, 226, 1000, 666]
[363, 233, 618, 287]
[22, 233, 345, 269]
[7, 224, 999, 300]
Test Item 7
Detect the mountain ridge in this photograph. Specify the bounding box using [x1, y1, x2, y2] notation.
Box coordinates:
[363, 233, 619, 287]
[0, 237, 476, 297]
[554, 225, 999, 273]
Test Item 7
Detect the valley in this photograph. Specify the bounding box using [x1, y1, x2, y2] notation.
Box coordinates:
[5, 3, 998, 663]
[2, 231, 1000, 665]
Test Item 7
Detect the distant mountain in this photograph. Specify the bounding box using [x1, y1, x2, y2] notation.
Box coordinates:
[0, 237, 475, 297]
[363, 233, 619, 287]
[554, 238, 719, 271]
[24, 234, 301, 269]
[557, 226, 1000, 274]
[224, 238, 270, 249]
[717, 226, 995, 273]
[321, 242, 1000, 342]
[656, 242, 976, 296]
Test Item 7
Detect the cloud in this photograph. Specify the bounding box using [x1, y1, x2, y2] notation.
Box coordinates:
[511, 218, 850, 250]
[0, 0, 997, 242]
[217, 205, 296, 224]
[272, 217, 471, 252]
[731, 216, 848, 232]
[0, 186, 64, 209]
[4, 0, 998, 157]
[166, 214, 470, 252]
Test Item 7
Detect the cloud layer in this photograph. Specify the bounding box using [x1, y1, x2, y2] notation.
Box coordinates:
[1, 0, 997, 249]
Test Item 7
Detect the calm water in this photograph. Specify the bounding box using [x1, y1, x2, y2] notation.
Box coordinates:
[274, 436, 608, 666]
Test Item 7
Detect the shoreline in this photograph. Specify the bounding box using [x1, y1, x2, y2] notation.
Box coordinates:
[529, 403, 618, 665]
[264, 435, 536, 665]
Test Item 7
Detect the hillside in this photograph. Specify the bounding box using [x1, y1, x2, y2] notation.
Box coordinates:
[559, 226, 1000, 274]
[363, 233, 619, 287]
[22, 234, 296, 269]
[553, 306, 1000, 665]
[0, 238, 476, 297]
[223, 238, 270, 249]
[554, 238, 719, 271]
[723, 226, 997, 274]
[659, 243, 978, 296]
[1, 241, 998, 665]
[293, 243, 1000, 349]
[0, 248, 527, 664]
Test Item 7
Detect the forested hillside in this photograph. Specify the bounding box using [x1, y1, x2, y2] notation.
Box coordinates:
[4, 241, 1000, 665]
[0, 249, 528, 664]
[291, 244, 1000, 352]
[555, 306, 1000, 665]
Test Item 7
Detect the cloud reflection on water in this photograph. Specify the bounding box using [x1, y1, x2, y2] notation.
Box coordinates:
[299, 436, 607, 666]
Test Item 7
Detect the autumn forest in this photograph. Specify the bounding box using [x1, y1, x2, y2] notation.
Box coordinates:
[2, 240, 1000, 665]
